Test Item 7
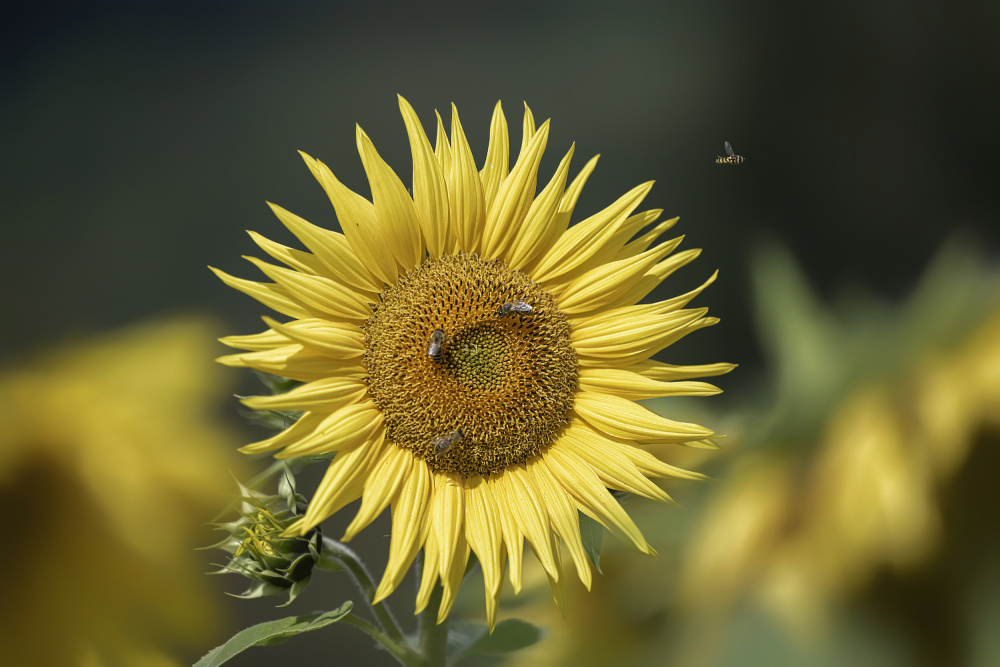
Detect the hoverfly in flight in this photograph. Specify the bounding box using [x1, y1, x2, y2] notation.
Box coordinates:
[715, 141, 744, 165]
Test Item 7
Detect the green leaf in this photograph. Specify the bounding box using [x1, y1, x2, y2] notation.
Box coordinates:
[446, 622, 489, 662]
[194, 603, 353, 667]
[465, 619, 543, 655]
[578, 511, 604, 574]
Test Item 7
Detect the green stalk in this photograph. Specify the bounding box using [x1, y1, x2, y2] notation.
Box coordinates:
[416, 578, 449, 666]
[341, 615, 414, 665]
[321, 537, 409, 648]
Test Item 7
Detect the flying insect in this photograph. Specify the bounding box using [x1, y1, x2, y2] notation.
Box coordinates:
[715, 141, 744, 165]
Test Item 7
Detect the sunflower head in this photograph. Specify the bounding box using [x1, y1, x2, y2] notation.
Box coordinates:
[213, 96, 733, 628]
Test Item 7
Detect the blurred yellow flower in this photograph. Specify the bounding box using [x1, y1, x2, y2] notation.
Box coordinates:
[0, 317, 243, 666]
[504, 240, 1000, 667]
[678, 242, 1000, 647]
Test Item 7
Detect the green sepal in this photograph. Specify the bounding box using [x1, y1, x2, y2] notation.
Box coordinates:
[210, 474, 323, 605]
[237, 405, 305, 431]
[194, 603, 353, 667]
[251, 370, 303, 395]
[578, 511, 604, 574]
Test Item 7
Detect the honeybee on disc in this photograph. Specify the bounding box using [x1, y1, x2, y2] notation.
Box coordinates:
[496, 300, 533, 317]
[427, 328, 447, 362]
[432, 428, 464, 455]
[715, 141, 744, 165]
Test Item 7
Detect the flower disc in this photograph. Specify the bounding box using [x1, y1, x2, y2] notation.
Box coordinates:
[364, 253, 577, 477]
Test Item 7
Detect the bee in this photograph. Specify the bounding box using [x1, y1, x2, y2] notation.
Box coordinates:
[431, 428, 464, 455]
[427, 328, 447, 362]
[496, 300, 533, 317]
[715, 141, 744, 165]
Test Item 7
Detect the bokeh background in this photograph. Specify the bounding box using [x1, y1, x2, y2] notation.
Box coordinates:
[3, 0, 999, 665]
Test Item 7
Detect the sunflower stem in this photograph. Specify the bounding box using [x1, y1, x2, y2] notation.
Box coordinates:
[321, 537, 408, 648]
[341, 614, 415, 665]
[416, 582, 448, 667]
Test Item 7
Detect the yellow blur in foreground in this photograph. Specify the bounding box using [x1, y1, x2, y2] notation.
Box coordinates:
[682, 307, 1000, 634]
[0, 317, 242, 666]
[503, 241, 1000, 667]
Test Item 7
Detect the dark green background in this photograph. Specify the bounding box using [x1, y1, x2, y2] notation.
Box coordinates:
[3, 1, 998, 665]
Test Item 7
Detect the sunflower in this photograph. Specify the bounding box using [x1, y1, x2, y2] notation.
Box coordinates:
[213, 96, 732, 629]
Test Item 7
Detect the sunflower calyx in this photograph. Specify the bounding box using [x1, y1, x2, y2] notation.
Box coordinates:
[211, 477, 320, 606]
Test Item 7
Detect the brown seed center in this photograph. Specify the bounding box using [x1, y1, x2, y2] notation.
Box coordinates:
[363, 254, 578, 477]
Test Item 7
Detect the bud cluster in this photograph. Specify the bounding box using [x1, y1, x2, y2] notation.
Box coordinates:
[211, 472, 321, 605]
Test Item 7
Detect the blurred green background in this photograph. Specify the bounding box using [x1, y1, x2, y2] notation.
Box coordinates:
[2, 1, 999, 665]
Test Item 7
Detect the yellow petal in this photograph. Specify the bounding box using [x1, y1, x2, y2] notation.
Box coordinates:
[431, 473, 465, 586]
[243, 256, 371, 322]
[261, 316, 365, 359]
[433, 110, 452, 179]
[398, 96, 450, 257]
[246, 230, 330, 278]
[239, 375, 368, 412]
[209, 266, 310, 319]
[343, 445, 412, 540]
[298, 432, 387, 531]
[506, 144, 574, 270]
[578, 367, 722, 401]
[374, 460, 432, 603]
[483, 558, 505, 633]
[602, 247, 704, 310]
[631, 359, 738, 381]
[447, 104, 485, 253]
[544, 541, 569, 620]
[544, 445, 656, 555]
[519, 102, 537, 154]
[548, 210, 668, 285]
[217, 344, 362, 382]
[531, 181, 653, 283]
[266, 202, 379, 294]
[238, 411, 326, 455]
[618, 439, 708, 481]
[274, 401, 384, 458]
[560, 426, 677, 501]
[502, 465, 560, 582]
[555, 240, 678, 315]
[486, 474, 525, 593]
[437, 533, 470, 624]
[357, 125, 425, 271]
[612, 216, 681, 262]
[481, 119, 550, 259]
[557, 155, 599, 216]
[529, 457, 593, 590]
[573, 391, 713, 443]
[415, 524, 440, 615]
[300, 151, 398, 285]
[218, 327, 287, 351]
[464, 477, 506, 608]
[479, 101, 509, 213]
[572, 307, 716, 366]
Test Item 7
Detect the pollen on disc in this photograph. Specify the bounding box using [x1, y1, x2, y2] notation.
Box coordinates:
[363, 254, 578, 477]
